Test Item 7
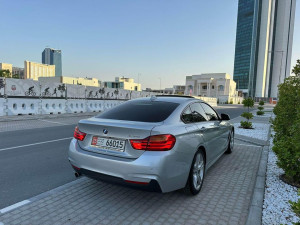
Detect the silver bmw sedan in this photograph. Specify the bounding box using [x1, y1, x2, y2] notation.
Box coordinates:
[68, 96, 234, 195]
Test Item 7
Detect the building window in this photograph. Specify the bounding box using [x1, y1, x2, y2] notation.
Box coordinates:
[202, 85, 207, 90]
[218, 85, 224, 91]
[212, 85, 214, 89]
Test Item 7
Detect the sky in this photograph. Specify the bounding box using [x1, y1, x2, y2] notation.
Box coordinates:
[0, 0, 299, 89]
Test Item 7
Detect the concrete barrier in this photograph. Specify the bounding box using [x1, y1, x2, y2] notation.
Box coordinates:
[41, 99, 67, 114]
[66, 99, 87, 113]
[7, 98, 40, 115]
[0, 98, 5, 116]
[87, 100, 104, 112]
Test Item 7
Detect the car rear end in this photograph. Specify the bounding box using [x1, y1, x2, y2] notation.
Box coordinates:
[68, 98, 187, 192]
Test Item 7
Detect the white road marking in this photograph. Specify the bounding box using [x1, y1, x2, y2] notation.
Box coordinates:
[38, 119, 68, 125]
[0, 200, 30, 214]
[0, 137, 73, 152]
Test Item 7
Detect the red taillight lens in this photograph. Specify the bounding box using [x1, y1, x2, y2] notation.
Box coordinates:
[130, 134, 176, 151]
[74, 126, 86, 141]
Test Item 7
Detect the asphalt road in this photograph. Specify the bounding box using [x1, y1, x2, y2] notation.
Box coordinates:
[0, 105, 246, 209]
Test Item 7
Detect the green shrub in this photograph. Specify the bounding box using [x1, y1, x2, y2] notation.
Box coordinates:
[240, 97, 254, 129]
[256, 111, 264, 115]
[272, 59, 300, 183]
[289, 190, 300, 218]
[242, 98, 254, 108]
[230, 100, 233, 104]
[259, 100, 265, 106]
[241, 112, 254, 120]
[258, 106, 264, 111]
[238, 101, 240, 104]
[240, 121, 252, 129]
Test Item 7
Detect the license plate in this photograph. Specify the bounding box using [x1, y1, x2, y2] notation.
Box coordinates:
[91, 136, 126, 152]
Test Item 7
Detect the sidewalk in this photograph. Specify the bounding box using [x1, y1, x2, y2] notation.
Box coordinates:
[0, 144, 262, 225]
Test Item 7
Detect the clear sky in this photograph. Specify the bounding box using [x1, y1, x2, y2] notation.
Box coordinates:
[0, 0, 299, 89]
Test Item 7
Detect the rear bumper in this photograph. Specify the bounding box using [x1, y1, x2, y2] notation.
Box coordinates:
[72, 166, 162, 192]
[68, 139, 190, 193]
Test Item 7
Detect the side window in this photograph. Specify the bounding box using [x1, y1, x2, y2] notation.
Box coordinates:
[190, 103, 207, 122]
[181, 106, 193, 123]
[201, 103, 219, 121]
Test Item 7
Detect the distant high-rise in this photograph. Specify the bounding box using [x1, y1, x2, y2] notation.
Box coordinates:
[233, 0, 296, 98]
[42, 48, 62, 77]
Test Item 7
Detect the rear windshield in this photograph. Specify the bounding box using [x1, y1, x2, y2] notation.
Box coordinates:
[96, 100, 179, 122]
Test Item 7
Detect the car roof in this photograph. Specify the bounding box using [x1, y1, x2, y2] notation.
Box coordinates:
[132, 96, 203, 104]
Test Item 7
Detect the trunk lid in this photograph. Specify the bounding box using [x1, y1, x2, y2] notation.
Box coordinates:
[77, 117, 163, 159]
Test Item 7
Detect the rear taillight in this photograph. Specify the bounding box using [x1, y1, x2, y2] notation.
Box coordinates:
[130, 134, 176, 151]
[74, 126, 86, 141]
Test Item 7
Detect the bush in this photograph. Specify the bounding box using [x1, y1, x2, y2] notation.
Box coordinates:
[272, 59, 300, 183]
[230, 100, 233, 104]
[259, 100, 265, 106]
[240, 97, 254, 129]
[258, 106, 264, 111]
[256, 111, 264, 115]
[241, 112, 254, 120]
[240, 121, 252, 129]
[238, 101, 240, 104]
[289, 190, 300, 218]
[242, 98, 254, 108]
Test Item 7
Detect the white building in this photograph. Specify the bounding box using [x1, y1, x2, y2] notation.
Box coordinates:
[104, 77, 141, 91]
[185, 73, 243, 104]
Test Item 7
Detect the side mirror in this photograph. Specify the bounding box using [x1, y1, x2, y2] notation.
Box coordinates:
[220, 113, 230, 120]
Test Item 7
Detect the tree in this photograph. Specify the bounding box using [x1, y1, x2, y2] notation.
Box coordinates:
[240, 98, 254, 128]
[257, 100, 265, 115]
[272, 59, 300, 184]
[292, 59, 300, 77]
[12, 74, 20, 79]
[0, 70, 11, 78]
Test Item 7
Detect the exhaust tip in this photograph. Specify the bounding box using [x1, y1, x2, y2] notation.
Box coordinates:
[75, 172, 81, 178]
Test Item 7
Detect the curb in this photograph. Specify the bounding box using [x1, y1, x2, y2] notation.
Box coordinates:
[245, 123, 272, 225]
[245, 145, 269, 225]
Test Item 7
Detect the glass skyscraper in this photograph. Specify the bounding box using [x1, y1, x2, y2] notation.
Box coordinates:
[233, 0, 296, 98]
[42, 48, 62, 77]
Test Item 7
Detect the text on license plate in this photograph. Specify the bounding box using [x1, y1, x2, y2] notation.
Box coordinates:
[91, 137, 125, 151]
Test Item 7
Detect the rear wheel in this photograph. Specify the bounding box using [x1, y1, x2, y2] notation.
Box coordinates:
[183, 150, 205, 195]
[225, 130, 234, 154]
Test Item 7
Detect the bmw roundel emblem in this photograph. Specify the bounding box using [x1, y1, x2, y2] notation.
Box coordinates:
[103, 129, 108, 134]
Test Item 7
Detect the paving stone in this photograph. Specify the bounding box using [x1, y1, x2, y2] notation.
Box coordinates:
[0, 145, 261, 225]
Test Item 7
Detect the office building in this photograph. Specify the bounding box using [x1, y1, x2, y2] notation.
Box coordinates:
[185, 73, 243, 104]
[24, 61, 55, 80]
[42, 48, 62, 77]
[233, 0, 296, 97]
[104, 77, 141, 91]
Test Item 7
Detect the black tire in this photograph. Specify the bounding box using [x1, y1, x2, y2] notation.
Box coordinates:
[225, 130, 234, 154]
[183, 150, 206, 195]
